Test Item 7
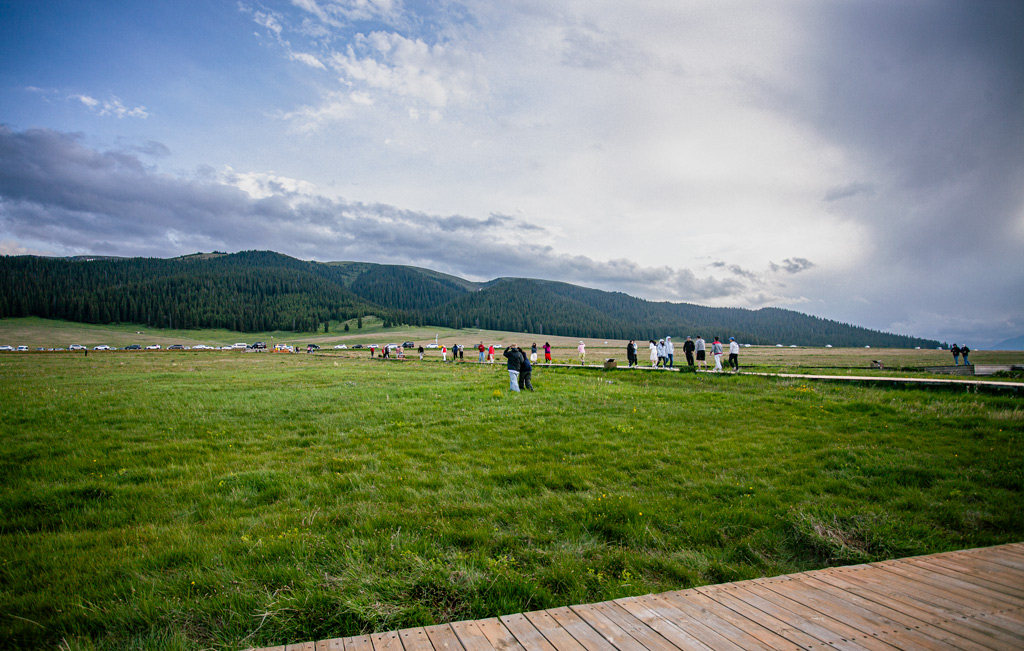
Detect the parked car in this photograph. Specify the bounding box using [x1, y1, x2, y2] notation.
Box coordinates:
[69, 344, 86, 351]
[402, 341, 415, 348]
[0, 345, 14, 351]
[250, 342, 267, 350]
[125, 344, 142, 350]
[93, 345, 111, 350]
[232, 343, 247, 349]
[333, 344, 348, 349]
[351, 344, 364, 349]
[274, 344, 294, 353]
[425, 343, 439, 349]
[145, 344, 161, 350]
[167, 344, 184, 350]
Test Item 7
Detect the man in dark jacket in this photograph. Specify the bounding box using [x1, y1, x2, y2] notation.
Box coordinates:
[518, 346, 534, 391]
[503, 345, 523, 392]
[683, 336, 696, 366]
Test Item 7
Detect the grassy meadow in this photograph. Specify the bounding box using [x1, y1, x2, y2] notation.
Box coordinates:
[1, 319, 1023, 650]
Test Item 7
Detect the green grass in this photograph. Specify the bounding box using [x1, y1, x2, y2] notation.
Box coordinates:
[1, 343, 1022, 649]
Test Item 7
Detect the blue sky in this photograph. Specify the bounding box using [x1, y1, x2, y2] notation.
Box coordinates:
[1, 0, 1022, 346]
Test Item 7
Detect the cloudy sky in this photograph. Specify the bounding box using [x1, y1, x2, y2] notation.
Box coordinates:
[1, 1, 1022, 346]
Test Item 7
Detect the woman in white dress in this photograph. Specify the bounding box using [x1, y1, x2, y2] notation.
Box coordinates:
[648, 340, 658, 366]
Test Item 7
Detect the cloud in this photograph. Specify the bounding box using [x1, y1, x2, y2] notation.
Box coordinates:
[72, 94, 148, 119]
[0, 126, 761, 306]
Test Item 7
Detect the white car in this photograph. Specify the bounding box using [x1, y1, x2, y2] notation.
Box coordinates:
[425, 343, 439, 349]
[333, 344, 348, 349]
[16, 345, 29, 351]
[0, 345, 13, 351]
[93, 345, 112, 351]
[232, 343, 248, 349]
[145, 344, 161, 350]
[69, 344, 86, 351]
[221, 345, 234, 350]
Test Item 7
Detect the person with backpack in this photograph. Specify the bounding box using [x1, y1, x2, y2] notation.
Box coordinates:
[503, 344, 524, 392]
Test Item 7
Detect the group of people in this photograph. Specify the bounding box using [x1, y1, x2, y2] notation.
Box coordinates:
[625, 335, 741, 372]
[950, 344, 972, 365]
[503, 344, 535, 392]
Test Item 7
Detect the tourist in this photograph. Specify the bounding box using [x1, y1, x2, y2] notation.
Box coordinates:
[695, 336, 707, 370]
[711, 336, 724, 372]
[458, 344, 464, 361]
[649, 339, 658, 366]
[530, 343, 538, 364]
[503, 344, 523, 392]
[728, 337, 739, 371]
[656, 339, 666, 367]
[951, 343, 961, 365]
[577, 341, 586, 365]
[441, 345, 448, 362]
[683, 336, 695, 366]
[518, 347, 534, 391]
[418, 345, 424, 360]
[478, 342, 486, 362]
[961, 344, 971, 365]
[488, 344, 495, 363]
[626, 340, 637, 367]
[543, 342, 552, 363]
[665, 336, 674, 368]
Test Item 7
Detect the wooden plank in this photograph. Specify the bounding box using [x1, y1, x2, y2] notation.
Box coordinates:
[726, 581, 901, 650]
[521, 610, 590, 651]
[972, 547, 1024, 572]
[661, 590, 803, 651]
[371, 631, 402, 651]
[807, 571, 999, 651]
[913, 556, 1024, 599]
[498, 613, 558, 651]
[475, 618, 526, 651]
[879, 562, 1022, 611]
[568, 603, 648, 651]
[315, 639, 344, 651]
[287, 643, 316, 651]
[821, 567, 1024, 646]
[424, 624, 466, 651]
[642, 590, 771, 650]
[345, 636, 375, 651]
[614, 594, 734, 650]
[397, 628, 436, 651]
[768, 574, 969, 651]
[693, 585, 829, 649]
[545, 606, 619, 651]
[451, 619, 499, 651]
[588, 600, 689, 651]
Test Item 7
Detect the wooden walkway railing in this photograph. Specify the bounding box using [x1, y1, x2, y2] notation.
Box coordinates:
[251, 542, 1024, 650]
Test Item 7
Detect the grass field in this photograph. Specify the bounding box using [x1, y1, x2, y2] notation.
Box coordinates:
[1, 320, 1022, 650]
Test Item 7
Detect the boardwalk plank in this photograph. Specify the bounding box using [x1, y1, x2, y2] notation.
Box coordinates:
[475, 618, 526, 651]
[314, 639, 344, 651]
[693, 585, 829, 649]
[616, 594, 738, 650]
[286, 643, 316, 651]
[498, 613, 558, 651]
[822, 567, 1024, 646]
[661, 590, 803, 651]
[965, 548, 1024, 572]
[593, 601, 704, 651]
[544, 607, 618, 651]
[451, 620, 498, 651]
[397, 628, 436, 651]
[913, 556, 1024, 599]
[371, 631, 403, 651]
[569, 603, 649, 651]
[880, 562, 1022, 611]
[807, 571, 997, 651]
[425, 624, 467, 651]
[522, 610, 592, 651]
[344, 636, 375, 651]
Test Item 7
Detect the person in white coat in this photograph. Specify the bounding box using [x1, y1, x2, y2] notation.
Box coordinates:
[728, 337, 740, 371]
[648, 340, 658, 366]
[665, 336, 674, 368]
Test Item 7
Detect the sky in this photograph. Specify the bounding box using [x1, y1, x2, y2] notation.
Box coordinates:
[1, 0, 1022, 347]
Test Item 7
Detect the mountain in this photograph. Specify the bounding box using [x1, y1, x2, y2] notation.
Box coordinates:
[990, 335, 1024, 351]
[0, 250, 941, 347]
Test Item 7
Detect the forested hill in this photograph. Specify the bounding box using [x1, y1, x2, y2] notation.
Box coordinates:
[0, 251, 941, 347]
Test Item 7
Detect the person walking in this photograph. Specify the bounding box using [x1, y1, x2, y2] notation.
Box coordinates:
[503, 344, 523, 392]
[578, 341, 586, 365]
[656, 339, 666, 367]
[441, 345, 448, 362]
[711, 336, 724, 372]
[518, 346, 534, 391]
[488, 344, 495, 363]
[683, 336, 695, 366]
[543, 342, 552, 363]
[530, 343, 538, 364]
[665, 336, 675, 368]
[478, 342, 486, 362]
[728, 337, 739, 371]
[695, 336, 707, 370]
[418, 345, 424, 360]
[458, 344, 464, 361]
[626, 340, 637, 367]
[951, 344, 961, 365]
[961, 344, 971, 365]
[648, 339, 658, 366]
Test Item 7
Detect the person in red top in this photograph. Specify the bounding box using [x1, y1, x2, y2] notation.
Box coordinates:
[488, 344, 495, 363]
[478, 342, 486, 362]
[543, 342, 552, 363]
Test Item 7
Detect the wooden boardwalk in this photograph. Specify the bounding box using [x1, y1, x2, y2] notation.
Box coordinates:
[251, 543, 1024, 651]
